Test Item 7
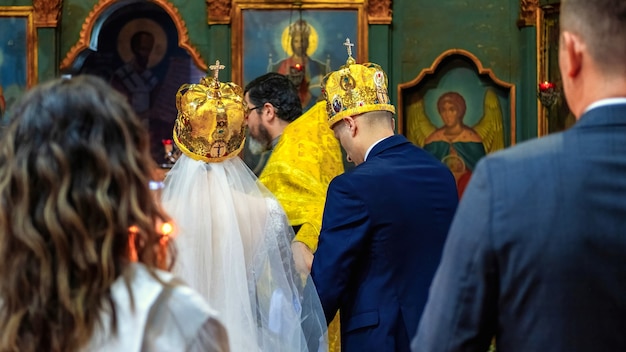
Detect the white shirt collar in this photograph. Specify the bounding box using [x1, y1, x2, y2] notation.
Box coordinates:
[584, 98, 626, 114]
[364, 136, 392, 162]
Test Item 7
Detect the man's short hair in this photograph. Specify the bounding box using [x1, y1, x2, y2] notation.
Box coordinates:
[244, 72, 303, 122]
[561, 0, 626, 75]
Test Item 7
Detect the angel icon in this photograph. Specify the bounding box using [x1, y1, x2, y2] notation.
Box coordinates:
[406, 89, 504, 197]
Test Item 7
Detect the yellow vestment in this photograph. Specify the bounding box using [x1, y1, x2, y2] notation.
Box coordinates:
[258, 100, 344, 351]
[259, 100, 344, 251]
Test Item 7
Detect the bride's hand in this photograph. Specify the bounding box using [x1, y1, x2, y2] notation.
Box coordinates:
[291, 241, 314, 276]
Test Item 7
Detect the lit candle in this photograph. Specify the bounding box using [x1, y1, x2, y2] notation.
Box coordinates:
[539, 81, 555, 91]
[128, 225, 139, 262]
[161, 222, 174, 237]
[158, 221, 175, 269]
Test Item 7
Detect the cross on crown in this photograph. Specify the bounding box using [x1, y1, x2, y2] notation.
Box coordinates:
[209, 60, 226, 83]
[343, 38, 354, 58]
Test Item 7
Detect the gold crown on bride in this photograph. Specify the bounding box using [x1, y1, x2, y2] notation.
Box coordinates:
[173, 60, 246, 162]
[321, 38, 395, 128]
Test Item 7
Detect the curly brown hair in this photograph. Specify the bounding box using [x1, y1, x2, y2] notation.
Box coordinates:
[0, 75, 174, 351]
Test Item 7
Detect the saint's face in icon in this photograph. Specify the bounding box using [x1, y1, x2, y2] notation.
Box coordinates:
[291, 34, 309, 57]
[440, 101, 460, 127]
[130, 31, 155, 70]
[437, 92, 467, 129]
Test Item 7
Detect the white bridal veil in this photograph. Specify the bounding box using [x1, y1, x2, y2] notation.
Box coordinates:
[161, 154, 328, 352]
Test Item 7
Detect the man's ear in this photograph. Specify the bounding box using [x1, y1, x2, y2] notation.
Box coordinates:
[262, 102, 276, 123]
[561, 31, 583, 79]
[343, 116, 357, 137]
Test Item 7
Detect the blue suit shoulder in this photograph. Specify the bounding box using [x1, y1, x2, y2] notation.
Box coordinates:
[469, 131, 571, 205]
[356, 135, 449, 173]
[477, 131, 567, 176]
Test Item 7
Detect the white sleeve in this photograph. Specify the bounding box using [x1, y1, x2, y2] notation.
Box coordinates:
[142, 283, 231, 352]
[186, 316, 230, 352]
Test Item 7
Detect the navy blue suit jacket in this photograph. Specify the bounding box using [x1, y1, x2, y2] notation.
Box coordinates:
[413, 104, 626, 351]
[312, 134, 458, 352]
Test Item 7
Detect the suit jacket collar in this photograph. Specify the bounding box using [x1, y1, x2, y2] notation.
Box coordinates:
[367, 134, 411, 160]
[575, 103, 626, 129]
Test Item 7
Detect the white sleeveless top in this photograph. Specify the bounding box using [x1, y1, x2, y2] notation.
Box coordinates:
[84, 263, 229, 352]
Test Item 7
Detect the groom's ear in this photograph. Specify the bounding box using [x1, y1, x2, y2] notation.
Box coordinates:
[343, 116, 358, 137]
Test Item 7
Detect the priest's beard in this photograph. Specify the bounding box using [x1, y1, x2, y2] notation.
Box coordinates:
[247, 123, 272, 155]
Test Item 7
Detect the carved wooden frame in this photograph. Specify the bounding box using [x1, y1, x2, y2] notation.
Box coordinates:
[517, 0, 538, 28]
[536, 3, 569, 136]
[60, 0, 207, 72]
[0, 6, 38, 90]
[397, 48, 516, 145]
[32, 0, 63, 27]
[210, 0, 392, 25]
[231, 0, 368, 87]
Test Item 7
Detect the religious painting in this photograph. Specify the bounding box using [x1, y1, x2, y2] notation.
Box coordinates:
[0, 6, 37, 123]
[398, 49, 516, 198]
[537, 4, 574, 136]
[231, 1, 367, 174]
[232, 3, 367, 111]
[71, 1, 205, 167]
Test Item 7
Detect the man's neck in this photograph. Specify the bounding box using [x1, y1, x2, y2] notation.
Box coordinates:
[358, 129, 394, 159]
[268, 119, 290, 140]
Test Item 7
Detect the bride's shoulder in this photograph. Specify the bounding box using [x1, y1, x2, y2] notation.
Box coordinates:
[265, 196, 287, 217]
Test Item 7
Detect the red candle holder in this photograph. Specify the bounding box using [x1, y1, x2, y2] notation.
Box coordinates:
[537, 81, 560, 107]
[161, 139, 181, 167]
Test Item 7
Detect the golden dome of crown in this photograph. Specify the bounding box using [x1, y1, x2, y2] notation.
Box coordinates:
[321, 38, 395, 128]
[173, 61, 246, 162]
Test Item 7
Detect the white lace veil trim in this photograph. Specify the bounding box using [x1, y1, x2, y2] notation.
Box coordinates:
[162, 155, 327, 352]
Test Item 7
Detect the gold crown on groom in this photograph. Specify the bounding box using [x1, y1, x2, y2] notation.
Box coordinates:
[173, 60, 246, 163]
[321, 38, 396, 128]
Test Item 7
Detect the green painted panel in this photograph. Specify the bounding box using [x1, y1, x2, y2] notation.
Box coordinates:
[174, 0, 211, 68]
[207, 24, 230, 80]
[368, 25, 391, 73]
[37, 27, 57, 81]
[517, 26, 539, 142]
[59, 0, 98, 61]
[0, 0, 31, 5]
[392, 0, 515, 85]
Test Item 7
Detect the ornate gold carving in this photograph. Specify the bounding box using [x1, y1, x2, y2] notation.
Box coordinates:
[60, 0, 207, 72]
[228, 0, 379, 25]
[208, 0, 231, 25]
[517, 0, 538, 28]
[367, 0, 392, 24]
[32, 0, 62, 27]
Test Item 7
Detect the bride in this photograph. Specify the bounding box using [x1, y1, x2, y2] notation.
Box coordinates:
[161, 66, 327, 352]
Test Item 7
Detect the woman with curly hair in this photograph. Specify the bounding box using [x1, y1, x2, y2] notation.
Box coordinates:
[0, 75, 229, 352]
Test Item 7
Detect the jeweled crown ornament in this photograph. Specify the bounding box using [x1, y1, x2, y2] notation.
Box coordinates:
[173, 60, 246, 162]
[321, 38, 396, 128]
